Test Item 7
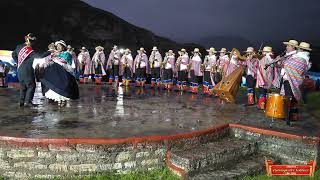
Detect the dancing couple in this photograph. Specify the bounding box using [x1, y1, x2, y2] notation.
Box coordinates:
[12, 33, 79, 107]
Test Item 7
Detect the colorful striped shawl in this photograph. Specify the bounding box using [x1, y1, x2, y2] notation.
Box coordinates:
[281, 56, 308, 101]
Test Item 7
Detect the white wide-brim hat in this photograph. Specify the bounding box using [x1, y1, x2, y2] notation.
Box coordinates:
[193, 48, 201, 55]
[244, 47, 254, 53]
[95, 46, 104, 51]
[125, 48, 131, 53]
[178, 48, 186, 54]
[80, 47, 87, 51]
[137, 47, 146, 53]
[67, 45, 74, 50]
[262, 46, 273, 52]
[168, 50, 175, 55]
[298, 42, 312, 51]
[55, 40, 67, 48]
[48, 43, 56, 51]
[283, 39, 299, 47]
[206, 47, 217, 53]
[152, 46, 158, 51]
[219, 48, 228, 53]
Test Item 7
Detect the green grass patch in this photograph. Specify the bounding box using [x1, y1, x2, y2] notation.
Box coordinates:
[53, 168, 180, 180]
[242, 170, 320, 180]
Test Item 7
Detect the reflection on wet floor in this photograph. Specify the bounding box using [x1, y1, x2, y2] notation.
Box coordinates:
[0, 83, 319, 138]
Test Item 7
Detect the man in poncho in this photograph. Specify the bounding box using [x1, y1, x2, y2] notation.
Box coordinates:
[280, 40, 311, 125]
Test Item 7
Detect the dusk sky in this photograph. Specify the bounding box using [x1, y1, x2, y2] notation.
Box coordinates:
[82, 0, 320, 47]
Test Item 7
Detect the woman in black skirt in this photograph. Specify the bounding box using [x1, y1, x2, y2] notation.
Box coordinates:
[33, 40, 79, 105]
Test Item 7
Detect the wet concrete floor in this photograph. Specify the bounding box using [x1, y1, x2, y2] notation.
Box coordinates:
[0, 83, 318, 138]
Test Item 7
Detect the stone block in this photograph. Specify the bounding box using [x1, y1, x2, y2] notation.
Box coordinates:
[7, 149, 35, 159]
[141, 159, 159, 166]
[97, 163, 113, 171]
[76, 144, 98, 153]
[48, 163, 69, 172]
[49, 144, 73, 152]
[13, 162, 47, 170]
[3, 171, 31, 179]
[56, 153, 80, 162]
[136, 152, 150, 158]
[38, 151, 55, 159]
[113, 163, 122, 169]
[124, 161, 136, 169]
[69, 164, 98, 172]
[0, 159, 10, 169]
[0, 148, 4, 158]
[116, 151, 132, 162]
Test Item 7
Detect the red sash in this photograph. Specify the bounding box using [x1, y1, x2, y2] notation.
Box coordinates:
[18, 46, 34, 68]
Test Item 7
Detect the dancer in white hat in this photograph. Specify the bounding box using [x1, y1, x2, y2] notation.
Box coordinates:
[202, 47, 217, 95]
[175, 48, 189, 91]
[106, 45, 121, 85]
[279, 40, 310, 125]
[162, 50, 176, 91]
[120, 48, 134, 87]
[32, 40, 79, 105]
[189, 48, 203, 93]
[67, 45, 79, 77]
[149, 46, 163, 88]
[92, 46, 106, 84]
[216, 48, 229, 84]
[256, 46, 274, 110]
[133, 47, 149, 88]
[77, 47, 91, 83]
[242, 47, 259, 106]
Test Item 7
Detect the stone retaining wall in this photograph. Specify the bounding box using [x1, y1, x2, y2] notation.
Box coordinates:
[0, 143, 167, 179]
[0, 124, 230, 179]
[0, 123, 319, 179]
[230, 124, 320, 165]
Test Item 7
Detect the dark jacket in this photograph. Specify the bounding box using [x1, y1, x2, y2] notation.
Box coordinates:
[12, 44, 37, 84]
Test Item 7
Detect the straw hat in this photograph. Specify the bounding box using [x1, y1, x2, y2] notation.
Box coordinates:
[193, 48, 200, 53]
[219, 48, 227, 53]
[178, 48, 186, 54]
[95, 46, 104, 51]
[168, 50, 174, 54]
[67, 45, 74, 50]
[152, 46, 158, 51]
[244, 47, 254, 53]
[206, 47, 217, 53]
[262, 46, 273, 52]
[298, 42, 312, 51]
[283, 39, 299, 47]
[137, 47, 146, 53]
[55, 40, 67, 47]
[125, 48, 131, 53]
[48, 43, 56, 51]
[80, 47, 87, 51]
[193, 48, 201, 56]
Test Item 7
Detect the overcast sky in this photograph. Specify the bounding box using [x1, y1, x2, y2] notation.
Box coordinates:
[82, 0, 320, 46]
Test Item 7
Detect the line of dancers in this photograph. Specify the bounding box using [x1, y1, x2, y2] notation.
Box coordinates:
[75, 40, 312, 125]
[13, 33, 312, 126]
